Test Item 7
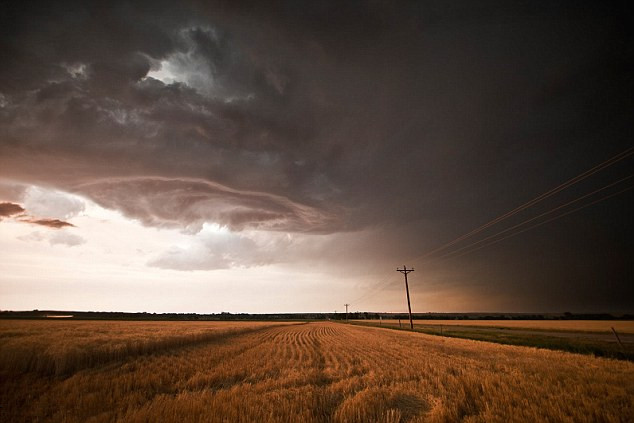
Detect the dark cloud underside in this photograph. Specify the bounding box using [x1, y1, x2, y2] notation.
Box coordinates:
[0, 200, 76, 228]
[0, 202, 25, 217]
[25, 218, 75, 229]
[0, 0, 632, 310]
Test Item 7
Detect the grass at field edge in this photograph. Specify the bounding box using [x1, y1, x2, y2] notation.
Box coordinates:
[344, 321, 634, 362]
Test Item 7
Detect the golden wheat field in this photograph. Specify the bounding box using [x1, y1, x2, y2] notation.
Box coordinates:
[360, 319, 634, 333]
[1, 320, 633, 422]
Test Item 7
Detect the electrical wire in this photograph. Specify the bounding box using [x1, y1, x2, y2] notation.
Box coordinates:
[345, 147, 633, 308]
[411, 147, 633, 262]
[440, 184, 633, 261]
[436, 174, 633, 260]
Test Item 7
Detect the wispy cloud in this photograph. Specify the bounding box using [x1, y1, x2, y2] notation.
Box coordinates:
[49, 231, 85, 246]
[18, 229, 86, 247]
[0, 200, 76, 229]
[23, 218, 75, 229]
[147, 226, 292, 271]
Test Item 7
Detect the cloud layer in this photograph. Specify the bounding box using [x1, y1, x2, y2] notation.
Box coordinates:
[0, 202, 25, 218]
[0, 200, 77, 229]
[18, 229, 86, 247]
[1, 1, 632, 310]
[75, 176, 339, 233]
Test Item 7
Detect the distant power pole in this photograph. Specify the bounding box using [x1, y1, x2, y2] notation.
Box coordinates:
[396, 265, 414, 330]
[344, 303, 350, 322]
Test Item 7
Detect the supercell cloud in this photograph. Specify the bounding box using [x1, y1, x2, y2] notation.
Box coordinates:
[0, 0, 632, 311]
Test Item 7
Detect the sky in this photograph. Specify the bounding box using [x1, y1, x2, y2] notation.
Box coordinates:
[0, 0, 632, 313]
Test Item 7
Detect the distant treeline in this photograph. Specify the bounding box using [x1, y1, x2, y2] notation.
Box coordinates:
[1, 310, 633, 321]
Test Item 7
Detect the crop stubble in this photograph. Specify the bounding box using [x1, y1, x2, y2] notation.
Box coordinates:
[1, 320, 632, 422]
[360, 320, 634, 333]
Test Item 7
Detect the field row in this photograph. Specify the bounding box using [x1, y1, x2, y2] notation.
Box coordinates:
[1, 321, 633, 422]
[0, 320, 287, 376]
[350, 319, 634, 361]
[357, 319, 634, 333]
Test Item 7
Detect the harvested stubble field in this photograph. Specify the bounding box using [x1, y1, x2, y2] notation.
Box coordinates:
[361, 320, 634, 333]
[1, 320, 633, 422]
[350, 319, 634, 362]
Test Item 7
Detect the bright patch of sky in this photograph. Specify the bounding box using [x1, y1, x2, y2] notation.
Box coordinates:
[1, 185, 400, 313]
[147, 59, 186, 86]
[146, 27, 217, 96]
[63, 62, 88, 79]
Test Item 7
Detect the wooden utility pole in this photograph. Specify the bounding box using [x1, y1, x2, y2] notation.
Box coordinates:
[344, 303, 350, 322]
[396, 265, 414, 329]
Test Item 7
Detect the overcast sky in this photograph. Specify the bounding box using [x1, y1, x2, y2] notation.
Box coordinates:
[1, 0, 632, 313]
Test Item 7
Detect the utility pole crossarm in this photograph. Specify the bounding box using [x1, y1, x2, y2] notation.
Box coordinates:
[396, 265, 415, 330]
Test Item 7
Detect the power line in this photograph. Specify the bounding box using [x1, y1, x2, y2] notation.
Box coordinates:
[343, 147, 633, 310]
[352, 177, 633, 309]
[436, 174, 633, 260]
[348, 277, 398, 305]
[442, 184, 633, 261]
[412, 147, 633, 261]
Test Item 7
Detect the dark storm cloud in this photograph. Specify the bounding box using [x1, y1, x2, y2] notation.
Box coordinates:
[1, 1, 632, 308]
[0, 0, 343, 232]
[75, 176, 338, 233]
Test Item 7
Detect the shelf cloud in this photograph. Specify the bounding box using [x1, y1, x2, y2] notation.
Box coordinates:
[0, 0, 631, 312]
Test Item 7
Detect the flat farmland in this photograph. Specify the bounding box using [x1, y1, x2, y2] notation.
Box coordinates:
[352, 320, 634, 361]
[358, 319, 634, 333]
[1, 321, 633, 422]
